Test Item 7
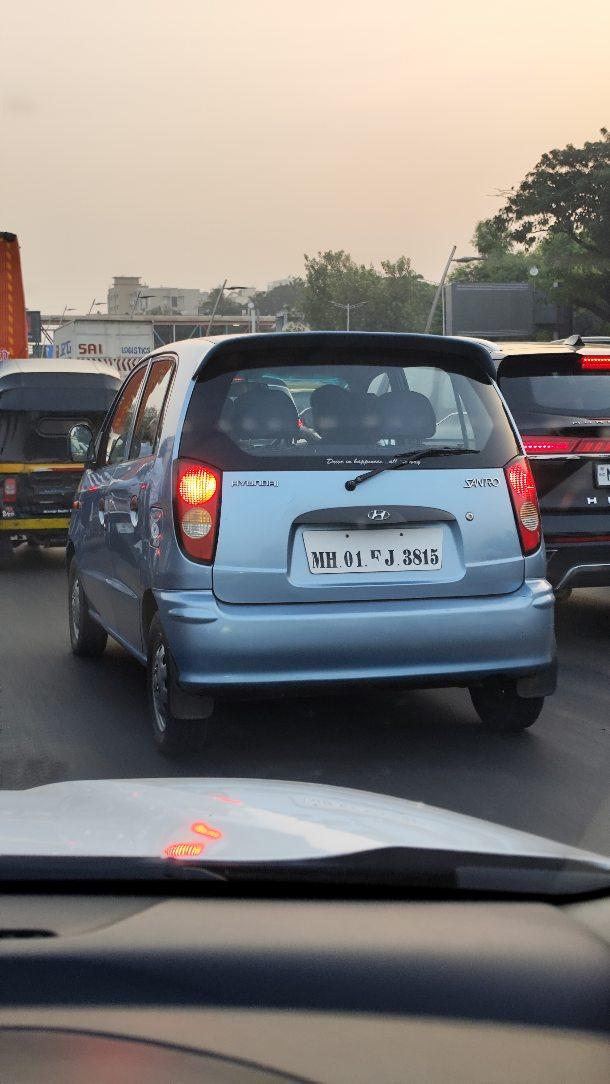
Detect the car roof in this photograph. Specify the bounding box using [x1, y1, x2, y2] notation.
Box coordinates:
[461, 337, 610, 373]
[0, 358, 123, 381]
[148, 331, 499, 382]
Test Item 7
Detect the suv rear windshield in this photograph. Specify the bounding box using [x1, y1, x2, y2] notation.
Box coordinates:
[181, 347, 518, 470]
[499, 355, 610, 423]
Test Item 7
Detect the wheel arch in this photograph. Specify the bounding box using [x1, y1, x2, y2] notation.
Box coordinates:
[141, 588, 159, 648]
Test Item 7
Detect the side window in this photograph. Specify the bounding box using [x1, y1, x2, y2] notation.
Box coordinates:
[100, 367, 148, 466]
[129, 357, 174, 460]
[405, 367, 475, 443]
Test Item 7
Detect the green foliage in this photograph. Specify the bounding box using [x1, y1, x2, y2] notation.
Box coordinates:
[493, 129, 610, 324]
[199, 286, 243, 317]
[303, 250, 437, 332]
[254, 278, 305, 316]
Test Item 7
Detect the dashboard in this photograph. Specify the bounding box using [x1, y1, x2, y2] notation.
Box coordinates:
[1, 891, 609, 1082]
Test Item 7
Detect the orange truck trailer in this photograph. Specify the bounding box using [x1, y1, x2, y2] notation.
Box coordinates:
[0, 232, 29, 361]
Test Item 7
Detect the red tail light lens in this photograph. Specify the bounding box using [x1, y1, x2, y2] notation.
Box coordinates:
[504, 456, 541, 556]
[579, 356, 610, 371]
[2, 477, 17, 502]
[522, 434, 610, 455]
[521, 435, 578, 455]
[174, 460, 221, 562]
[575, 438, 610, 454]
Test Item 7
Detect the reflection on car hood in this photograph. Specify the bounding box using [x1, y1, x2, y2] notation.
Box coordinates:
[0, 778, 608, 866]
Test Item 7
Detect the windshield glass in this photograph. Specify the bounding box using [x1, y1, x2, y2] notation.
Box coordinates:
[181, 353, 514, 468]
[500, 359, 610, 421]
[0, 410, 107, 462]
[0, 0, 608, 901]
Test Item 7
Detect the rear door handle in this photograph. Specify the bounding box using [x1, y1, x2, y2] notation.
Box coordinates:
[129, 493, 139, 527]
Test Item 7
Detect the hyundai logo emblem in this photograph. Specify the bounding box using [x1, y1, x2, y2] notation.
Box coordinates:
[368, 509, 391, 521]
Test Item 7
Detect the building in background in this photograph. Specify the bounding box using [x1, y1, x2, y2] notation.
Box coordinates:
[266, 276, 295, 291]
[107, 276, 207, 317]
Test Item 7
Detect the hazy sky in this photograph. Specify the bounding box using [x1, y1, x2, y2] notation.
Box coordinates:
[1, 0, 608, 312]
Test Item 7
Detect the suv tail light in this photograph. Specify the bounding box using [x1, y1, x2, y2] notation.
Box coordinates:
[2, 477, 17, 503]
[174, 460, 221, 562]
[504, 456, 541, 555]
[522, 434, 610, 455]
[579, 356, 610, 371]
[521, 435, 578, 455]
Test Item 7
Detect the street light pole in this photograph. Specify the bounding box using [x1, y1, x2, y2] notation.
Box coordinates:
[425, 245, 456, 334]
[204, 282, 252, 335]
[329, 299, 368, 330]
[205, 278, 228, 335]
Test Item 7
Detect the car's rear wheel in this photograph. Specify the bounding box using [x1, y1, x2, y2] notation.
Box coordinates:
[469, 679, 544, 732]
[68, 560, 108, 657]
[147, 614, 208, 757]
[554, 587, 572, 603]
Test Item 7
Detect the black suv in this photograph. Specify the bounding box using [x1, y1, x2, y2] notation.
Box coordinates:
[485, 340, 610, 599]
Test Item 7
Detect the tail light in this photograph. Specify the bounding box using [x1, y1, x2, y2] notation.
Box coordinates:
[504, 456, 541, 555]
[174, 459, 221, 562]
[521, 435, 578, 455]
[575, 438, 610, 454]
[579, 356, 610, 371]
[2, 477, 17, 503]
[522, 434, 610, 455]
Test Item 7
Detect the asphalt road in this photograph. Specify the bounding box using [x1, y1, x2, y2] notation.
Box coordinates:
[0, 545, 608, 854]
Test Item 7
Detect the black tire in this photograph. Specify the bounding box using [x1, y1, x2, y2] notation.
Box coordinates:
[147, 613, 208, 757]
[68, 559, 108, 657]
[554, 587, 572, 603]
[469, 678, 545, 733]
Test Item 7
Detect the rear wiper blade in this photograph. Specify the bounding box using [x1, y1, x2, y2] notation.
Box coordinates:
[345, 446, 479, 491]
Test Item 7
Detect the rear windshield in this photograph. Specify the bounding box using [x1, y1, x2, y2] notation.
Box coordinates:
[0, 411, 108, 462]
[181, 348, 518, 470]
[499, 356, 610, 422]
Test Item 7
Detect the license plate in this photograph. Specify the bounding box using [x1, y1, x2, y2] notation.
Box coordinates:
[595, 464, 610, 486]
[303, 527, 443, 575]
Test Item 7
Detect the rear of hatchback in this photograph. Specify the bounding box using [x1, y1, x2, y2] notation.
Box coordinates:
[496, 344, 610, 597]
[149, 333, 555, 753]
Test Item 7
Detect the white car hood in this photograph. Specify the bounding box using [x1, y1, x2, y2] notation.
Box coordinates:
[0, 778, 607, 867]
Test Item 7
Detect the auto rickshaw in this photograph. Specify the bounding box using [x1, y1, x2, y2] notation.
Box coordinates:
[0, 359, 122, 557]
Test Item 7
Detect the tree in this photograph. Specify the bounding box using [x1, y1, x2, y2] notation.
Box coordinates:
[198, 286, 243, 317]
[450, 219, 533, 284]
[303, 250, 437, 332]
[254, 278, 305, 316]
[492, 129, 610, 325]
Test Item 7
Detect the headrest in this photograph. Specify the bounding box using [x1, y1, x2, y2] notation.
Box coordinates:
[377, 391, 437, 439]
[232, 386, 298, 440]
[310, 384, 357, 439]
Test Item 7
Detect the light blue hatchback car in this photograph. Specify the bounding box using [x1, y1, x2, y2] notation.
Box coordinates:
[67, 333, 556, 754]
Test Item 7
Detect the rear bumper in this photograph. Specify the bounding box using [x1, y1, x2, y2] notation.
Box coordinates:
[0, 515, 70, 543]
[155, 579, 555, 696]
[545, 541, 610, 590]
